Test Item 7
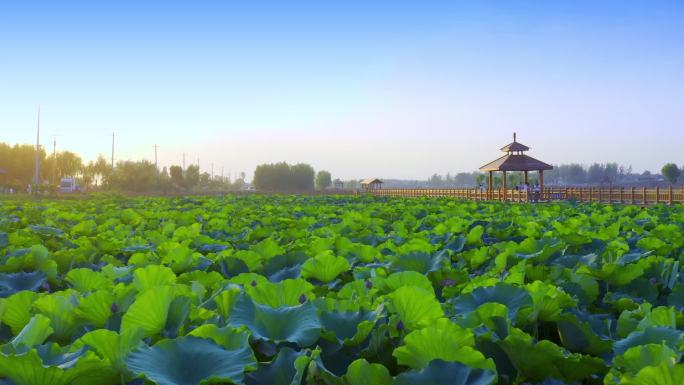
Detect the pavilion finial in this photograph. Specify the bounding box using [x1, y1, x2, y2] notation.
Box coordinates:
[513, 132, 517, 142]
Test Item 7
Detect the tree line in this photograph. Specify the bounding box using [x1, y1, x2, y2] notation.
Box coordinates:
[426, 162, 682, 188]
[252, 162, 333, 191]
[0, 142, 246, 193]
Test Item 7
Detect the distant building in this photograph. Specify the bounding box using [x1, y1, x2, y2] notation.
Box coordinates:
[333, 179, 344, 189]
[361, 178, 383, 191]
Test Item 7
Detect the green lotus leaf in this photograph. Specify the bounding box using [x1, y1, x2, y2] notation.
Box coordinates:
[393, 318, 494, 371]
[466, 225, 485, 246]
[0, 271, 47, 298]
[614, 327, 683, 356]
[613, 344, 679, 376]
[498, 328, 607, 382]
[0, 346, 116, 385]
[229, 250, 264, 272]
[457, 302, 510, 339]
[121, 285, 175, 337]
[617, 362, 684, 385]
[526, 281, 577, 321]
[390, 251, 447, 274]
[251, 237, 285, 260]
[132, 264, 177, 292]
[29, 225, 64, 237]
[246, 278, 315, 307]
[164, 295, 192, 338]
[2, 291, 38, 334]
[10, 314, 53, 349]
[245, 347, 309, 385]
[577, 263, 644, 287]
[74, 290, 114, 327]
[556, 312, 613, 355]
[393, 360, 496, 385]
[343, 358, 392, 385]
[452, 283, 532, 320]
[187, 324, 250, 350]
[386, 286, 444, 330]
[301, 252, 350, 283]
[33, 290, 79, 341]
[228, 294, 321, 347]
[315, 298, 382, 345]
[214, 285, 243, 318]
[76, 328, 144, 373]
[126, 336, 257, 385]
[65, 268, 113, 292]
[229, 273, 269, 287]
[382, 271, 433, 293]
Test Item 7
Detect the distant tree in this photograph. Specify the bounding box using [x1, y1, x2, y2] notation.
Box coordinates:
[169, 165, 183, 186]
[253, 162, 314, 191]
[91, 155, 112, 186]
[587, 163, 604, 184]
[184, 165, 200, 187]
[315, 170, 332, 190]
[108, 160, 158, 192]
[199, 172, 211, 186]
[661, 163, 681, 185]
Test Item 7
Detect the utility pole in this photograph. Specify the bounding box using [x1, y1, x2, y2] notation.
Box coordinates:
[111, 132, 115, 171]
[34, 105, 41, 188]
[52, 137, 57, 186]
[154, 144, 159, 170]
[211, 163, 214, 180]
[197, 158, 200, 171]
[221, 167, 224, 181]
[182, 153, 186, 170]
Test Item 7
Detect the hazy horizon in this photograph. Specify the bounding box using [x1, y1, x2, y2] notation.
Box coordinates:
[2, 1, 683, 180]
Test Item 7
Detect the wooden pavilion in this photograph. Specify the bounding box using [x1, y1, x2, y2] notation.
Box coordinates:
[479, 133, 553, 200]
[361, 178, 383, 191]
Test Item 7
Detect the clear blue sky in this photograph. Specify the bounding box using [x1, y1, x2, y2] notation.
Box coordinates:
[1, 1, 683, 180]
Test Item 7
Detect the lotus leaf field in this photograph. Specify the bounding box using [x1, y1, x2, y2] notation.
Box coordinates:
[1, 195, 684, 385]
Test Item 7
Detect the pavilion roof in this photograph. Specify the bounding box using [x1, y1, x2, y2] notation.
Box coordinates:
[361, 178, 383, 185]
[479, 154, 553, 172]
[500, 141, 530, 152]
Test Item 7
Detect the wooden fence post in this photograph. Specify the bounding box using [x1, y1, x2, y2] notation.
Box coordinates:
[589, 188, 593, 202]
[656, 186, 660, 204]
[669, 185, 673, 206]
[608, 188, 612, 204]
[631, 187, 635, 205]
[619, 187, 623, 204]
[642, 187, 646, 205]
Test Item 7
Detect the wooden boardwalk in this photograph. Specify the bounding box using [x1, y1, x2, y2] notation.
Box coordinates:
[371, 186, 684, 205]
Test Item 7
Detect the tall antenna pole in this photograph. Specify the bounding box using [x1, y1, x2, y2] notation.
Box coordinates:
[111, 132, 115, 171]
[34, 105, 41, 188]
[154, 144, 159, 170]
[52, 137, 57, 186]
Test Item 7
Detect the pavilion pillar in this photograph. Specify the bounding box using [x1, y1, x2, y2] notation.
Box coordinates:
[539, 170, 544, 201]
[488, 171, 493, 200]
[502, 171, 507, 201]
[524, 170, 529, 185]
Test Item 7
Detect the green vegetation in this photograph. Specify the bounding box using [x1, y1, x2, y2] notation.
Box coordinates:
[1, 195, 684, 385]
[252, 162, 316, 191]
[661, 163, 681, 185]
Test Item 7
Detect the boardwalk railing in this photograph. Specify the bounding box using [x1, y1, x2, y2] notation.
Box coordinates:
[371, 186, 684, 205]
